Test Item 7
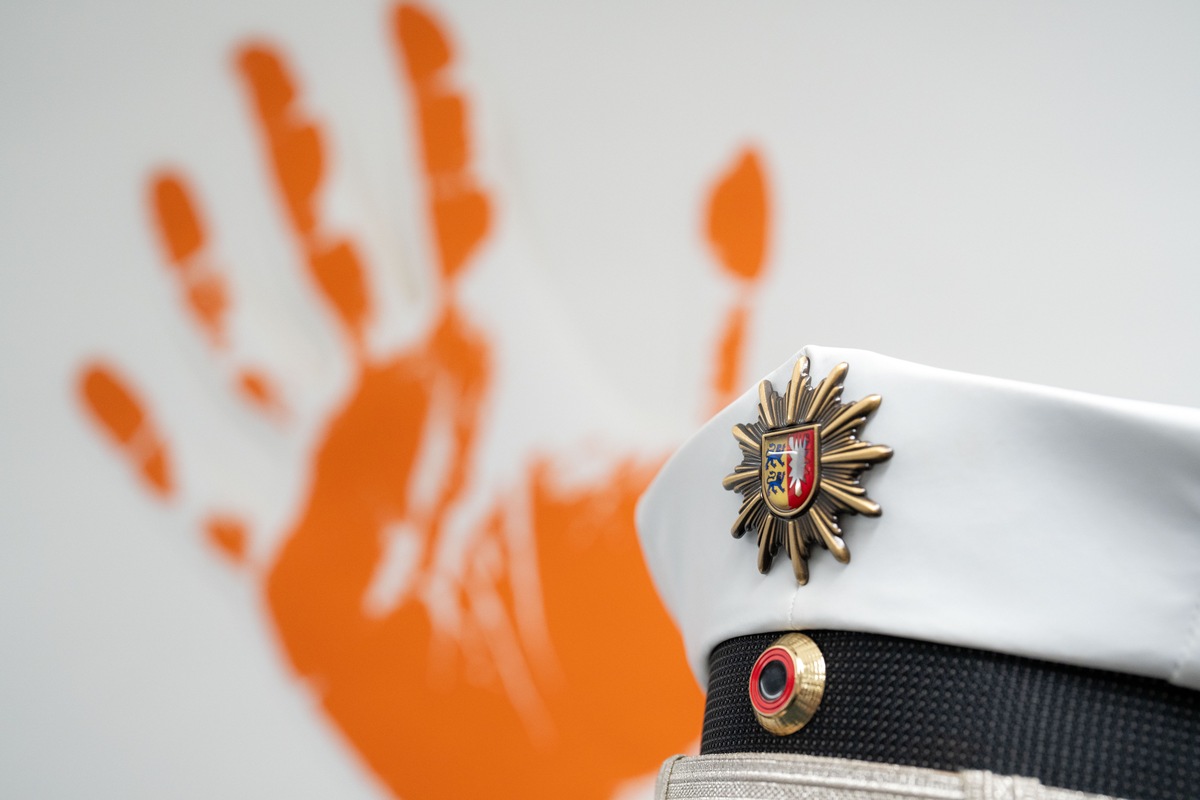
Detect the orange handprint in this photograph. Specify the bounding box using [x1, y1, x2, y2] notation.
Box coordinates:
[77, 4, 771, 797]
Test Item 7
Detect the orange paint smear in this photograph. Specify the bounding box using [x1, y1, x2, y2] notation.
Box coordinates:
[150, 174, 229, 344]
[706, 148, 769, 281]
[205, 515, 249, 564]
[393, 4, 490, 284]
[236, 45, 371, 346]
[78, 363, 174, 498]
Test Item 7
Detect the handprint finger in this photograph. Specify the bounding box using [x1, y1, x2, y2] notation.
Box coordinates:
[151, 173, 230, 346]
[148, 172, 286, 417]
[236, 45, 371, 353]
[706, 147, 771, 411]
[78, 363, 175, 498]
[708, 148, 769, 281]
[393, 4, 491, 286]
[79, 363, 259, 567]
[713, 304, 750, 409]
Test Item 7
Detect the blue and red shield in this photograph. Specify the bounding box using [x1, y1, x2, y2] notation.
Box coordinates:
[760, 424, 820, 517]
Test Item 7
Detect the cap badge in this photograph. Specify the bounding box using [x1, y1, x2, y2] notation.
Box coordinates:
[749, 633, 826, 735]
[722, 357, 892, 584]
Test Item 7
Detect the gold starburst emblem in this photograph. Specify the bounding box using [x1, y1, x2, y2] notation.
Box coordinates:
[722, 357, 892, 584]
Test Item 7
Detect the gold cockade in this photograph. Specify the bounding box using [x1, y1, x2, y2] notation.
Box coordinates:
[722, 357, 892, 584]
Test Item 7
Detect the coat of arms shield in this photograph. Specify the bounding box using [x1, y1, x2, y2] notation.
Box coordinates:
[760, 424, 820, 518]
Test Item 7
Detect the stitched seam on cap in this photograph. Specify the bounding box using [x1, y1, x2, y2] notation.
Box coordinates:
[786, 583, 800, 628]
[657, 754, 682, 798]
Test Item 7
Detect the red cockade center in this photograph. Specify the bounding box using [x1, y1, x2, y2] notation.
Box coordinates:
[749, 645, 796, 716]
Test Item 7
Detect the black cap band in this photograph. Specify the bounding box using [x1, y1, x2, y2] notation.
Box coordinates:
[702, 630, 1200, 800]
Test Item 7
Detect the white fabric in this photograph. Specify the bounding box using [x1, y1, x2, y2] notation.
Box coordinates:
[637, 346, 1200, 691]
[655, 753, 1119, 800]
